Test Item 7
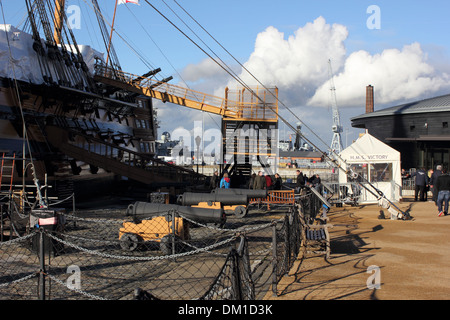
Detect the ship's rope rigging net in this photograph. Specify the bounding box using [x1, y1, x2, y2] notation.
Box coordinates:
[0, 0, 409, 219]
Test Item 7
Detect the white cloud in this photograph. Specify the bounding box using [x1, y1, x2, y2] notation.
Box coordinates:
[161, 16, 450, 148]
[309, 42, 450, 108]
[220, 16, 348, 105]
[181, 58, 225, 83]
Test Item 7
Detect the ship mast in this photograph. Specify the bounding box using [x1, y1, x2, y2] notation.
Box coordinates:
[53, 0, 65, 45]
[106, 0, 119, 68]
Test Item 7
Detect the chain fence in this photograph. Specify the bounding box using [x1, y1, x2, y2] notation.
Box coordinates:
[0, 188, 326, 300]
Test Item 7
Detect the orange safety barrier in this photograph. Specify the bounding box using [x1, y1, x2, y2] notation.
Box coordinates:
[249, 189, 295, 210]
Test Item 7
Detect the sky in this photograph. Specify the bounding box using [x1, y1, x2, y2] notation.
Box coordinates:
[2, 0, 450, 152]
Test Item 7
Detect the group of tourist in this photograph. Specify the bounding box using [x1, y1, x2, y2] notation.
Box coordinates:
[295, 169, 322, 192]
[249, 171, 284, 190]
[405, 165, 450, 216]
[209, 170, 322, 192]
[209, 170, 229, 189]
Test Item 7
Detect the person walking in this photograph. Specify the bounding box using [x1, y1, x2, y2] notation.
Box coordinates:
[430, 165, 443, 204]
[435, 169, 450, 216]
[253, 171, 266, 190]
[411, 168, 429, 201]
[209, 170, 219, 190]
[295, 170, 305, 193]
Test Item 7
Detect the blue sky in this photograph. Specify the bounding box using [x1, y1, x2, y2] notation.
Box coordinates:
[2, 0, 450, 150]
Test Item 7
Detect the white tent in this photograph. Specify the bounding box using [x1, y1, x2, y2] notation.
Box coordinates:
[338, 133, 402, 204]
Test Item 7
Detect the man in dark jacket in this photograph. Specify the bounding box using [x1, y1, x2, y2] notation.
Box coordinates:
[436, 169, 450, 216]
[311, 174, 322, 192]
[209, 170, 219, 190]
[411, 168, 429, 201]
[253, 171, 267, 190]
[273, 173, 283, 190]
[430, 165, 443, 204]
[295, 170, 305, 193]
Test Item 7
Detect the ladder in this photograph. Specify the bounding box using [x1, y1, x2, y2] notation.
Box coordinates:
[0, 153, 15, 193]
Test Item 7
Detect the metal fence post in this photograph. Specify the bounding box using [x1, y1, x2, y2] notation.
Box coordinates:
[285, 215, 291, 272]
[39, 228, 46, 300]
[230, 248, 242, 300]
[271, 221, 277, 297]
[171, 210, 176, 256]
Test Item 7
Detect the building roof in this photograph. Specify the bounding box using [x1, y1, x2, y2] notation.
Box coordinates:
[351, 93, 450, 121]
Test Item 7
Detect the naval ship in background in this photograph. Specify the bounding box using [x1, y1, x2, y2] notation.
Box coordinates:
[0, 0, 209, 204]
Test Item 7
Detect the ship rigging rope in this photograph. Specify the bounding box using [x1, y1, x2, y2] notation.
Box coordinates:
[143, 0, 258, 103]
[83, 0, 221, 132]
[82, 0, 159, 76]
[160, 0, 244, 89]
[142, 0, 408, 219]
[125, 2, 223, 129]
[0, 0, 47, 208]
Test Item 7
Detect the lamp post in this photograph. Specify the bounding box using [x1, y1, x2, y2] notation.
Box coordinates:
[195, 135, 201, 173]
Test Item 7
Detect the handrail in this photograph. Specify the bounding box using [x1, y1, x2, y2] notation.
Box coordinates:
[93, 64, 278, 121]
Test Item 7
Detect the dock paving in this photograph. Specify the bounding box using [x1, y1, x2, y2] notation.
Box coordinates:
[265, 197, 450, 300]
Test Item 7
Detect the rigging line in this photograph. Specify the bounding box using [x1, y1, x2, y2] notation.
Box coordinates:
[45, 0, 73, 84]
[78, 0, 101, 50]
[125, 2, 221, 129]
[0, 0, 46, 207]
[143, 0, 255, 131]
[105, 0, 119, 68]
[89, 0, 121, 69]
[123, 4, 177, 79]
[134, 3, 319, 157]
[149, 2, 406, 217]
[83, 0, 157, 75]
[146, 1, 255, 119]
[170, 0, 248, 87]
[161, 0, 242, 86]
[8, 3, 29, 30]
[170, 1, 273, 92]
[86, 0, 112, 62]
[168, 3, 301, 131]
[171, 0, 333, 156]
[143, 0, 254, 94]
[121, 4, 163, 73]
[174, 8, 402, 217]
[166, 0, 273, 130]
[45, 0, 89, 88]
[147, 0, 329, 157]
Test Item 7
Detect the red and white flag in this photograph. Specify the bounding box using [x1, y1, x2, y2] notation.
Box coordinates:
[118, 0, 140, 5]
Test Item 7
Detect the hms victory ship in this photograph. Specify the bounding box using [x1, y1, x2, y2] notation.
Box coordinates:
[0, 0, 207, 202]
[0, 0, 280, 207]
